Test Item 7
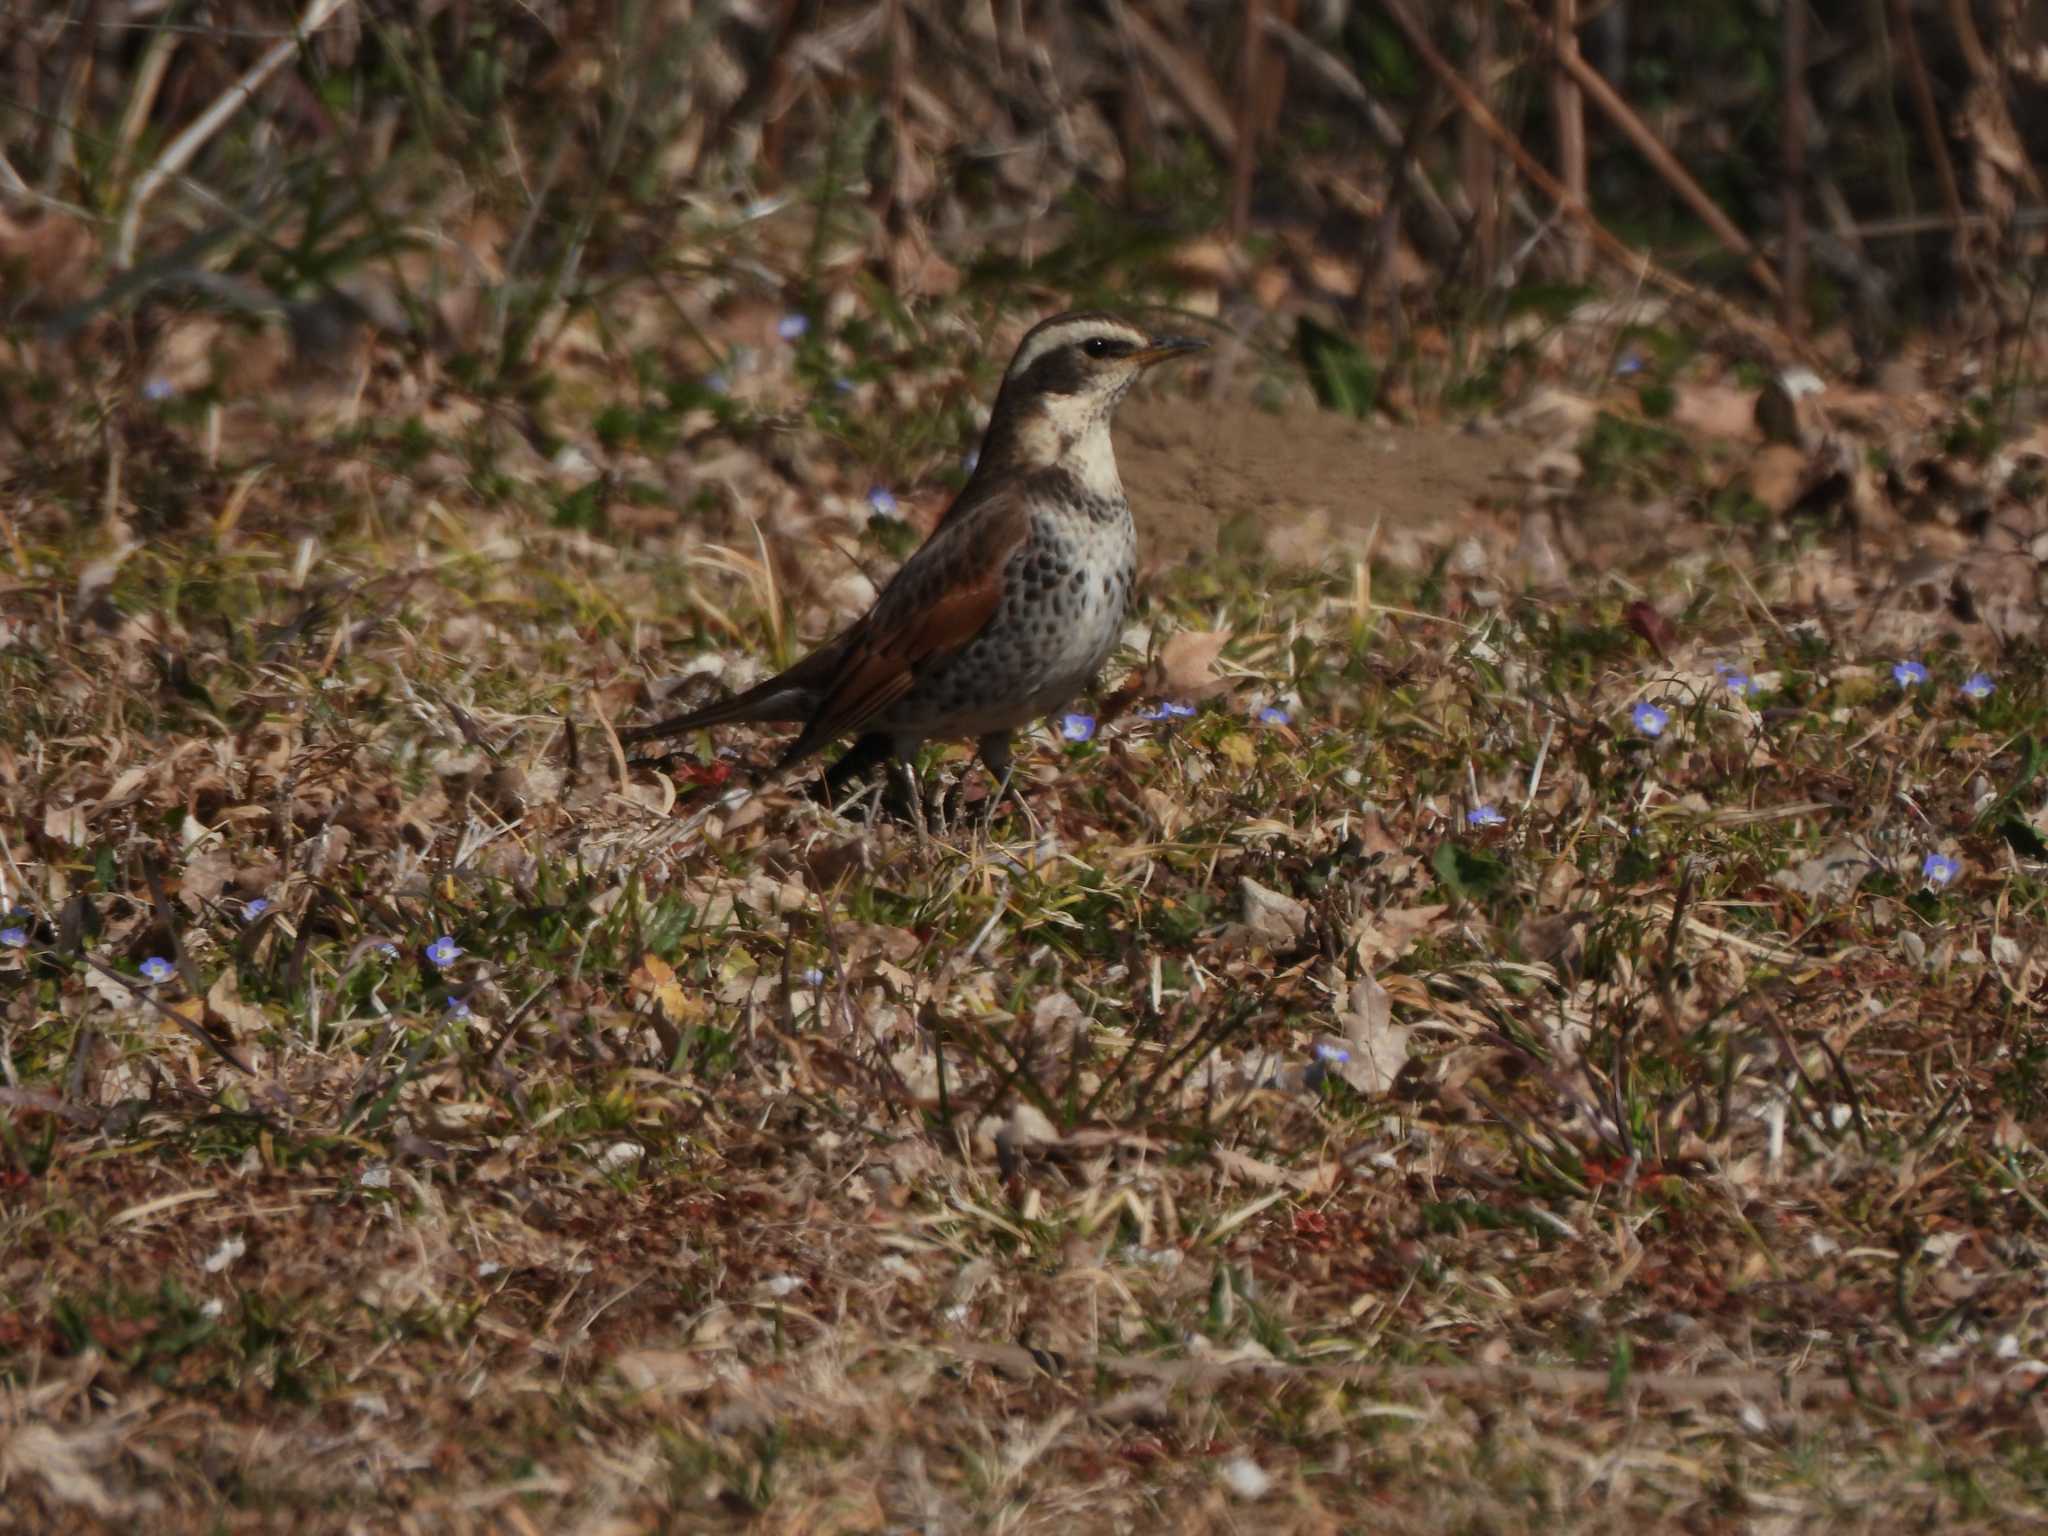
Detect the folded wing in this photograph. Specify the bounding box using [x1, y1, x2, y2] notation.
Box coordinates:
[778, 483, 1031, 766]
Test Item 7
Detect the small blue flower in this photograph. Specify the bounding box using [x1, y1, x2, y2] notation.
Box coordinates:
[424, 936, 462, 969]
[1614, 354, 1645, 377]
[1060, 713, 1096, 743]
[777, 313, 810, 341]
[961, 450, 980, 476]
[1, 926, 26, 947]
[831, 376, 855, 395]
[798, 967, 825, 988]
[446, 995, 472, 1021]
[1961, 672, 1994, 701]
[1714, 662, 1754, 697]
[1467, 805, 1506, 829]
[142, 377, 175, 401]
[140, 956, 175, 983]
[1138, 700, 1197, 722]
[867, 486, 899, 517]
[702, 371, 729, 396]
[244, 897, 270, 920]
[1921, 852, 1960, 889]
[376, 941, 399, 960]
[1631, 701, 1670, 737]
[1257, 706, 1290, 727]
[1893, 659, 1930, 688]
[1313, 1041, 1351, 1065]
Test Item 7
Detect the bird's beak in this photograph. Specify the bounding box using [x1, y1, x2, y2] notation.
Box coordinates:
[1130, 335, 1207, 367]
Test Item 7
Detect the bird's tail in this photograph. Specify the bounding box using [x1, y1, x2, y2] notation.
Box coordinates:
[615, 674, 813, 745]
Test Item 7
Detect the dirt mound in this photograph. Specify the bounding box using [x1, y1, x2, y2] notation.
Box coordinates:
[1117, 395, 1535, 570]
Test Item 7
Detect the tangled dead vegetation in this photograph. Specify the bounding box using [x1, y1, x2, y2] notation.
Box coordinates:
[5, 2, 2048, 1529]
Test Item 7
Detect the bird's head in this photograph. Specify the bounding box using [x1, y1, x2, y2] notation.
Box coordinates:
[976, 312, 1206, 484]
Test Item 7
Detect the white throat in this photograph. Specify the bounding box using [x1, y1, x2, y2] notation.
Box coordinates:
[1063, 415, 1120, 493]
[1015, 402, 1123, 495]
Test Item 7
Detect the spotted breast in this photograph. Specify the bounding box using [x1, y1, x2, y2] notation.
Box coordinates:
[878, 477, 1136, 738]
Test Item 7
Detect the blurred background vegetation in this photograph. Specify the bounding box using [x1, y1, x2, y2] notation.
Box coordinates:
[1, 1, 2045, 415]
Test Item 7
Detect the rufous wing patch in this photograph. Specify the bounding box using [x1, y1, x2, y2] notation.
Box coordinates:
[778, 488, 1031, 765]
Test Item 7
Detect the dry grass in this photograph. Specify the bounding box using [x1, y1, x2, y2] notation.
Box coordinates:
[5, 7, 2048, 1531]
[6, 259, 2048, 1527]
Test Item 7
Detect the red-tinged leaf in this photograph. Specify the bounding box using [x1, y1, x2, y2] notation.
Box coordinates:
[1622, 600, 1676, 661]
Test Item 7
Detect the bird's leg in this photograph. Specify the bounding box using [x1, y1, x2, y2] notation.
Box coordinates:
[819, 733, 893, 816]
[887, 751, 926, 829]
[980, 730, 1018, 804]
[973, 730, 1026, 837]
[935, 731, 1005, 832]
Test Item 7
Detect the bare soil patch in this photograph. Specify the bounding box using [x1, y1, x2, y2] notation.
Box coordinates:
[1118, 395, 1535, 569]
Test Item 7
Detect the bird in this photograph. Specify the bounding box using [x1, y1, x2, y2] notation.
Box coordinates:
[620, 311, 1206, 814]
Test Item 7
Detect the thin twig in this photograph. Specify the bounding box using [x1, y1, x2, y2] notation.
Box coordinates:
[1500, 0, 1781, 299]
[1231, 0, 1266, 242]
[114, 0, 354, 268]
[1551, 0, 1587, 281]
[1374, 0, 1817, 366]
[1780, 0, 1807, 334]
[1890, 0, 1967, 250]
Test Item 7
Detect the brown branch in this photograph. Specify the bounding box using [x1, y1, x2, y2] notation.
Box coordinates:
[1500, 0, 1782, 299]
[1374, 0, 1817, 365]
[1942, 0, 1994, 79]
[1781, 0, 1807, 334]
[1551, 0, 1587, 281]
[1258, 13, 1462, 250]
[1118, 2, 1239, 162]
[1943, 0, 2046, 203]
[1231, 0, 1266, 242]
[1460, 0, 1499, 280]
[704, 0, 824, 178]
[1891, 0, 1968, 235]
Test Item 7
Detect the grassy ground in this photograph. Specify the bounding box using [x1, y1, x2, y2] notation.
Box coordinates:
[5, 180, 2048, 1536]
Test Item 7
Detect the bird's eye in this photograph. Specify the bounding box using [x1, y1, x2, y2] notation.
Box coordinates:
[1082, 337, 1123, 359]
